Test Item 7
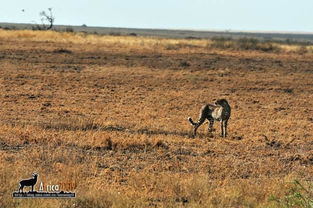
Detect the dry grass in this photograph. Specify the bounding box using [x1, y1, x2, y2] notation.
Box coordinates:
[0, 29, 209, 52]
[1, 29, 312, 54]
[0, 30, 313, 207]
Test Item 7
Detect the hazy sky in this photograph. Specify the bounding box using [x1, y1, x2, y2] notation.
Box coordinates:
[2, 0, 313, 32]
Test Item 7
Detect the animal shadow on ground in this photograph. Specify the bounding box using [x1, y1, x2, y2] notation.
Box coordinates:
[39, 122, 191, 137]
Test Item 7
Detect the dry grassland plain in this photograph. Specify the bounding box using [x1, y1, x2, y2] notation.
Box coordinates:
[0, 30, 313, 207]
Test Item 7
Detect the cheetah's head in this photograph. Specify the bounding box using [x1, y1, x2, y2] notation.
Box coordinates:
[215, 99, 229, 106]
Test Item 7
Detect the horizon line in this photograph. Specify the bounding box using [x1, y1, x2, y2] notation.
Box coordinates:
[1, 21, 313, 36]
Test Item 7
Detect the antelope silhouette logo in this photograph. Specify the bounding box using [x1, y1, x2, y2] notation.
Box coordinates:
[13, 172, 76, 198]
[18, 173, 38, 193]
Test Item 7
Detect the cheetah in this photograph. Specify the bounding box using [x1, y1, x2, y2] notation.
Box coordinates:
[188, 99, 231, 137]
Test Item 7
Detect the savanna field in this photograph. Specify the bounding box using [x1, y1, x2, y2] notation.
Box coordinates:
[0, 30, 312, 207]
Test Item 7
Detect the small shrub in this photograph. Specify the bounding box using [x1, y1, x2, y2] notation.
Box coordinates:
[211, 36, 233, 42]
[154, 140, 169, 150]
[269, 180, 313, 208]
[53, 48, 73, 54]
[179, 61, 191, 68]
[65, 27, 74, 33]
[210, 37, 280, 52]
[109, 32, 121, 36]
[31, 25, 45, 31]
[210, 37, 234, 49]
[185, 36, 201, 40]
[259, 42, 280, 52]
[4, 26, 16, 30]
[236, 38, 259, 50]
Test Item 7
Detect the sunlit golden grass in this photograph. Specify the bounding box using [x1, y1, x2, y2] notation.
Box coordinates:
[0, 30, 313, 207]
[0, 29, 210, 53]
[1, 29, 312, 54]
